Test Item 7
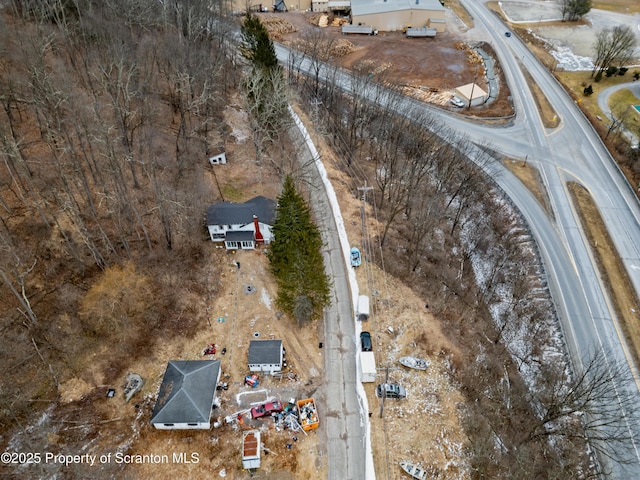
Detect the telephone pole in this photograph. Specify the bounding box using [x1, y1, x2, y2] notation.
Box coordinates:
[357, 182, 373, 232]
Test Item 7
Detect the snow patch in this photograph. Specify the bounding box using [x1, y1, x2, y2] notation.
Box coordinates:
[261, 288, 272, 309]
[550, 46, 594, 72]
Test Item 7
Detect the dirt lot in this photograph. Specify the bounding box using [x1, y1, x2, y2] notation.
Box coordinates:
[264, 11, 514, 116]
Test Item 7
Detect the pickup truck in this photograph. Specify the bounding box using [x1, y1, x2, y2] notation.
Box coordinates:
[251, 401, 283, 419]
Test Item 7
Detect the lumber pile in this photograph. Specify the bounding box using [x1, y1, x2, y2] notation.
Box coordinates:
[262, 17, 297, 39]
[330, 39, 355, 57]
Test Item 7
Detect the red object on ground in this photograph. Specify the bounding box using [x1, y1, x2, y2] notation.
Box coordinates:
[251, 401, 283, 419]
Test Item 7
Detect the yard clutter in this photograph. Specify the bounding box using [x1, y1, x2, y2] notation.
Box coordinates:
[202, 343, 217, 355]
[245, 374, 260, 388]
[123, 373, 144, 402]
[296, 398, 319, 431]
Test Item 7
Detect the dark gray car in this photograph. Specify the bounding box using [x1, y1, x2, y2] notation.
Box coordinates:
[376, 383, 407, 399]
[360, 331, 372, 352]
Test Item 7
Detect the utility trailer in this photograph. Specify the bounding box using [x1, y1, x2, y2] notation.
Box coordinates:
[341, 24, 378, 35]
[406, 27, 436, 38]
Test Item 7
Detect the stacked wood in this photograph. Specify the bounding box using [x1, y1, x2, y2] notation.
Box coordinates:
[330, 39, 355, 57]
[262, 17, 297, 39]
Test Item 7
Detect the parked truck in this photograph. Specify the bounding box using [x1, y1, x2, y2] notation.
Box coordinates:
[342, 24, 378, 35]
[297, 398, 319, 431]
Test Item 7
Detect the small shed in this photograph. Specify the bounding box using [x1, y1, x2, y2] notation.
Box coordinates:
[248, 339, 284, 375]
[242, 430, 261, 469]
[359, 351, 376, 383]
[150, 360, 221, 430]
[454, 83, 488, 107]
[208, 152, 227, 165]
[357, 295, 370, 321]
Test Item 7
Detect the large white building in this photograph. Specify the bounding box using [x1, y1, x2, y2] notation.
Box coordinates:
[350, 0, 446, 32]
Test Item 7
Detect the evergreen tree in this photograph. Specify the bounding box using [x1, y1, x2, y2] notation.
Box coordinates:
[268, 176, 331, 325]
[240, 13, 278, 71]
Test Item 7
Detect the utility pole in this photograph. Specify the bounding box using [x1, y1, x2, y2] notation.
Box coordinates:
[310, 97, 322, 126]
[357, 181, 373, 232]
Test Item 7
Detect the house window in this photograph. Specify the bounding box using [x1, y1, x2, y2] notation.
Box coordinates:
[226, 241, 238, 249]
[164, 423, 174, 427]
[187, 423, 198, 426]
[212, 233, 225, 239]
[241, 241, 253, 248]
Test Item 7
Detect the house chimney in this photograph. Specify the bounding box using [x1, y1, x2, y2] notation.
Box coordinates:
[253, 215, 264, 242]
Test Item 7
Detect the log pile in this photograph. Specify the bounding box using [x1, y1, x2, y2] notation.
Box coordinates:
[330, 39, 355, 57]
[262, 17, 297, 39]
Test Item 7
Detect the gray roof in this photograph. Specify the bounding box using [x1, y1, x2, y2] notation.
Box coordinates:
[151, 360, 220, 425]
[351, 0, 445, 16]
[207, 196, 276, 227]
[225, 230, 255, 242]
[248, 340, 283, 365]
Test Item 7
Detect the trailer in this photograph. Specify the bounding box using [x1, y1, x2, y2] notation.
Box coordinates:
[296, 398, 319, 431]
[342, 24, 378, 35]
[406, 27, 436, 38]
[359, 351, 376, 383]
[242, 430, 261, 470]
[357, 295, 370, 321]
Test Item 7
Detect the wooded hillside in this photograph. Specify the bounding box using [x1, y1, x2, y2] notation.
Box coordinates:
[0, 0, 238, 429]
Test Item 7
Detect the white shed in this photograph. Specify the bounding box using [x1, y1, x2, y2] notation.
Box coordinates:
[357, 295, 370, 321]
[359, 351, 377, 383]
[454, 83, 488, 107]
[209, 152, 227, 165]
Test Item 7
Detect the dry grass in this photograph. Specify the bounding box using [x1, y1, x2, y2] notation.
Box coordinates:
[592, 0, 640, 14]
[608, 88, 640, 133]
[521, 67, 560, 128]
[502, 158, 553, 216]
[568, 182, 640, 369]
[448, 0, 474, 29]
[555, 71, 638, 121]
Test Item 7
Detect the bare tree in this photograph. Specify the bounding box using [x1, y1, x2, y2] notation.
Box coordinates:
[529, 347, 640, 471]
[592, 25, 637, 78]
[241, 66, 291, 169]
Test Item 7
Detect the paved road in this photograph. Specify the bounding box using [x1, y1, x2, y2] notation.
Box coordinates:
[277, 2, 640, 476]
[288, 114, 368, 480]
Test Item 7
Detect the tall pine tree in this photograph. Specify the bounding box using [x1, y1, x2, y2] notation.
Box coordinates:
[268, 176, 331, 325]
[240, 13, 279, 71]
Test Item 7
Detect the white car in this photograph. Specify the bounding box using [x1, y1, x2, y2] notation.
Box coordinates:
[449, 97, 465, 108]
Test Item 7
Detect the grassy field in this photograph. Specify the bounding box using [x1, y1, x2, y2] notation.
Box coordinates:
[555, 71, 640, 120]
[608, 88, 640, 134]
[593, 0, 640, 14]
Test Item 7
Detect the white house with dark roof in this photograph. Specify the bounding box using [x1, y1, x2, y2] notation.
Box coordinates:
[206, 196, 276, 250]
[248, 340, 284, 375]
[150, 360, 221, 430]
